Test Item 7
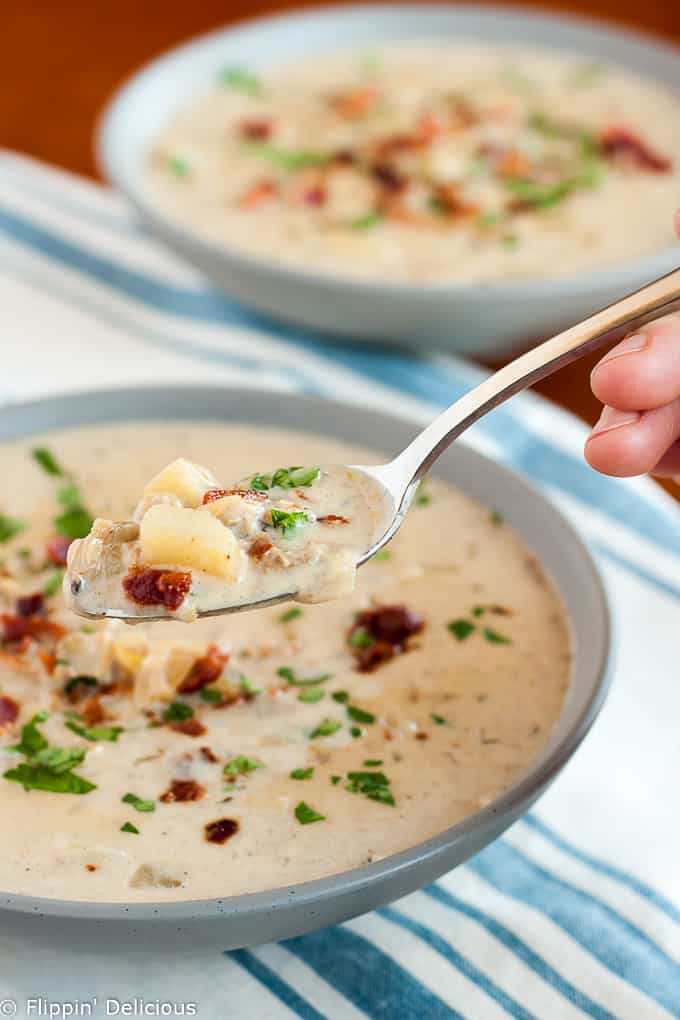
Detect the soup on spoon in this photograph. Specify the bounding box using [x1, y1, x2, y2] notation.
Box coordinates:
[65, 458, 393, 622]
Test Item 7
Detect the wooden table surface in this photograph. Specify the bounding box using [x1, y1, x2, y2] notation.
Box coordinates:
[1, 0, 678, 498]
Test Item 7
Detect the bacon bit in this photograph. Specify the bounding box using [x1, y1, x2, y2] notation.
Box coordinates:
[205, 818, 240, 844]
[46, 536, 72, 566]
[80, 697, 106, 726]
[240, 179, 277, 209]
[415, 731, 429, 741]
[371, 162, 407, 193]
[239, 117, 273, 141]
[160, 779, 206, 803]
[415, 111, 444, 145]
[317, 514, 350, 525]
[600, 126, 671, 172]
[170, 718, 207, 738]
[348, 604, 424, 672]
[38, 650, 57, 675]
[203, 488, 268, 504]
[303, 186, 326, 206]
[332, 148, 356, 166]
[449, 97, 478, 130]
[178, 645, 229, 694]
[0, 695, 19, 727]
[200, 746, 219, 763]
[16, 593, 45, 618]
[1, 613, 66, 646]
[85, 864, 97, 872]
[432, 183, 478, 219]
[122, 568, 192, 612]
[330, 85, 379, 119]
[248, 536, 274, 560]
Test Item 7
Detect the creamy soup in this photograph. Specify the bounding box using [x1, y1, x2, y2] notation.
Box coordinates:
[147, 43, 680, 284]
[65, 459, 391, 621]
[0, 423, 570, 902]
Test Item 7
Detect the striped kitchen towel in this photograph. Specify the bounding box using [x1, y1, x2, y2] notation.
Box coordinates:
[0, 151, 679, 1020]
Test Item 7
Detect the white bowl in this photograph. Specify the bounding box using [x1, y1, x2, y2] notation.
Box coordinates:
[97, 4, 680, 355]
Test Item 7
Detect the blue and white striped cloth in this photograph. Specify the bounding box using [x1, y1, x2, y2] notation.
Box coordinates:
[0, 151, 679, 1019]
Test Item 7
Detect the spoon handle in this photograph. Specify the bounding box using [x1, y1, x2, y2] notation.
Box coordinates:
[392, 266, 680, 499]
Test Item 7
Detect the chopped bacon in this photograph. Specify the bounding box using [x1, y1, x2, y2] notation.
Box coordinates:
[331, 149, 356, 166]
[248, 536, 273, 560]
[205, 818, 240, 844]
[348, 604, 424, 672]
[371, 162, 407, 193]
[317, 514, 350, 525]
[600, 126, 672, 173]
[178, 645, 229, 694]
[16, 593, 45, 618]
[38, 650, 57, 675]
[122, 568, 192, 612]
[303, 186, 326, 206]
[239, 117, 273, 141]
[414, 111, 444, 145]
[170, 718, 207, 738]
[240, 179, 277, 209]
[203, 488, 268, 505]
[330, 85, 379, 119]
[160, 779, 206, 803]
[0, 695, 19, 727]
[432, 183, 478, 219]
[200, 746, 219, 763]
[1, 613, 65, 646]
[80, 697, 106, 727]
[46, 536, 72, 566]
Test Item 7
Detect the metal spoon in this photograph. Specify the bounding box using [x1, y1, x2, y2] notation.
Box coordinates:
[76, 266, 679, 622]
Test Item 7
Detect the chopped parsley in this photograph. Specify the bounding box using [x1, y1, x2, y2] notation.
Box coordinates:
[224, 755, 262, 776]
[43, 570, 64, 597]
[294, 800, 325, 825]
[220, 67, 262, 95]
[279, 607, 303, 623]
[0, 514, 24, 544]
[66, 721, 123, 743]
[278, 666, 331, 687]
[350, 726, 362, 738]
[331, 690, 349, 704]
[471, 606, 485, 618]
[200, 687, 224, 704]
[161, 702, 194, 723]
[477, 210, 505, 227]
[269, 509, 309, 534]
[167, 155, 189, 177]
[415, 482, 431, 507]
[310, 718, 342, 738]
[350, 211, 382, 230]
[363, 759, 383, 766]
[349, 628, 374, 649]
[298, 688, 324, 704]
[346, 770, 395, 806]
[251, 465, 320, 490]
[5, 713, 95, 795]
[447, 619, 475, 641]
[54, 480, 93, 540]
[121, 821, 140, 834]
[431, 713, 447, 726]
[483, 627, 512, 645]
[11, 712, 49, 756]
[32, 447, 64, 477]
[122, 792, 155, 813]
[3, 763, 95, 795]
[373, 549, 391, 562]
[64, 675, 98, 695]
[331, 775, 341, 785]
[490, 510, 504, 526]
[249, 144, 327, 172]
[240, 674, 261, 696]
[290, 767, 314, 780]
[347, 705, 375, 725]
[33, 747, 86, 773]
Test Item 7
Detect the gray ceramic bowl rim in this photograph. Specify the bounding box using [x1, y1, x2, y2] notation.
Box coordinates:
[97, 2, 680, 299]
[0, 385, 611, 923]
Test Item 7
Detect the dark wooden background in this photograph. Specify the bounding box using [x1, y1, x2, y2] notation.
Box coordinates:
[1, 1, 678, 498]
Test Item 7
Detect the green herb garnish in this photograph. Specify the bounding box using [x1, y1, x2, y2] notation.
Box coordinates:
[249, 144, 326, 172]
[53, 479, 93, 540]
[447, 619, 475, 642]
[122, 792, 155, 813]
[350, 726, 362, 738]
[3, 763, 95, 794]
[224, 755, 262, 776]
[331, 691, 349, 704]
[477, 210, 505, 227]
[310, 718, 342, 738]
[220, 67, 262, 95]
[43, 570, 64, 597]
[33, 746, 86, 773]
[431, 714, 447, 726]
[483, 627, 512, 645]
[363, 759, 383, 766]
[121, 821, 139, 834]
[251, 466, 320, 490]
[32, 447, 64, 476]
[349, 628, 374, 650]
[240, 674, 261, 696]
[471, 606, 485, 618]
[290, 767, 314, 780]
[298, 688, 325, 704]
[415, 482, 431, 507]
[11, 712, 49, 756]
[66, 721, 123, 743]
[373, 549, 391, 562]
[64, 675, 98, 695]
[346, 770, 395, 806]
[331, 775, 341, 785]
[200, 687, 223, 703]
[350, 212, 382, 230]
[162, 702, 194, 723]
[270, 509, 309, 534]
[347, 705, 375, 725]
[490, 510, 503, 526]
[294, 800, 325, 824]
[278, 666, 331, 687]
[167, 155, 189, 177]
[279, 607, 303, 623]
[0, 514, 24, 544]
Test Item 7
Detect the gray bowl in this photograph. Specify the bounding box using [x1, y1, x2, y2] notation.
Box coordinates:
[96, 4, 680, 355]
[0, 386, 610, 952]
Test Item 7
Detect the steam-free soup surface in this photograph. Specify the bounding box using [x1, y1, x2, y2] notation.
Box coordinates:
[0, 423, 570, 902]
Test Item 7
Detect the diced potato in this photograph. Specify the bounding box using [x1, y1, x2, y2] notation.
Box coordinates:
[143, 458, 217, 508]
[140, 504, 240, 579]
[133, 640, 206, 706]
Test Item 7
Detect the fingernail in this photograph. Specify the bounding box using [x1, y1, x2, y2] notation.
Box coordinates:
[591, 405, 640, 437]
[597, 333, 648, 369]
